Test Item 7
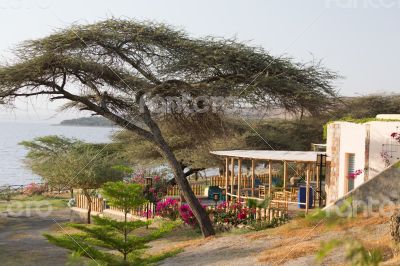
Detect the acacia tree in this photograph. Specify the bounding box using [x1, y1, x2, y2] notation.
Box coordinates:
[21, 136, 125, 223]
[20, 135, 82, 195]
[0, 19, 337, 237]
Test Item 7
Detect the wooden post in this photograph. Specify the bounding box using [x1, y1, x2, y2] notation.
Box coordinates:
[225, 157, 229, 192]
[306, 163, 310, 214]
[283, 161, 288, 190]
[238, 159, 242, 201]
[316, 164, 320, 207]
[268, 160, 272, 198]
[230, 158, 234, 197]
[251, 159, 255, 197]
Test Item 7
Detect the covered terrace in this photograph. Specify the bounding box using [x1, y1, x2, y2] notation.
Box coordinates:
[210, 150, 329, 214]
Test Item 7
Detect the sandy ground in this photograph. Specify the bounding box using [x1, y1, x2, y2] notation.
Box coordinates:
[0, 209, 70, 266]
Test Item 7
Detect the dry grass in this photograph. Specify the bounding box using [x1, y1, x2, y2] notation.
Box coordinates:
[363, 235, 395, 262]
[249, 210, 394, 265]
[257, 240, 320, 264]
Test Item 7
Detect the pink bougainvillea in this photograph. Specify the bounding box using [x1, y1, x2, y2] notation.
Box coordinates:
[212, 201, 254, 226]
[348, 169, 363, 180]
[24, 183, 46, 196]
[391, 132, 400, 143]
[127, 173, 167, 202]
[179, 203, 207, 227]
[156, 197, 179, 220]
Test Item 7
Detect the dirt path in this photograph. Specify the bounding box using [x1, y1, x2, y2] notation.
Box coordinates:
[0, 209, 70, 266]
[159, 233, 315, 266]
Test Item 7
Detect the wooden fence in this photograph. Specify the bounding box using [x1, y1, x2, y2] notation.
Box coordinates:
[74, 194, 287, 222]
[75, 194, 155, 217]
[166, 184, 205, 197]
[75, 194, 104, 213]
[210, 174, 281, 187]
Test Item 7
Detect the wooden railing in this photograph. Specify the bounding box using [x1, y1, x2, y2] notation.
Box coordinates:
[73, 193, 287, 223]
[166, 184, 205, 197]
[75, 194, 155, 217]
[210, 174, 281, 188]
[75, 194, 104, 213]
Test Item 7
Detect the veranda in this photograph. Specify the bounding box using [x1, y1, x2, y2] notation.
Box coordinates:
[210, 150, 329, 214]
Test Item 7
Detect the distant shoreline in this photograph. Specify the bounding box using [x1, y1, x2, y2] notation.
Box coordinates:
[58, 117, 115, 128]
[53, 123, 115, 128]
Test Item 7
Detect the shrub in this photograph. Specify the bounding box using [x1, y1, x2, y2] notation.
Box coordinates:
[212, 201, 254, 227]
[156, 198, 179, 220]
[0, 185, 17, 201]
[179, 204, 198, 227]
[179, 203, 207, 228]
[128, 173, 168, 203]
[24, 183, 46, 196]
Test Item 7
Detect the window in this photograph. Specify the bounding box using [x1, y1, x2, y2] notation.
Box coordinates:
[346, 153, 355, 192]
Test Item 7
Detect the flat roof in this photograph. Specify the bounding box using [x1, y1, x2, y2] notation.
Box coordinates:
[210, 150, 328, 162]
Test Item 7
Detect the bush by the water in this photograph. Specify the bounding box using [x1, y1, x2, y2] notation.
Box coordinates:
[23, 183, 46, 196]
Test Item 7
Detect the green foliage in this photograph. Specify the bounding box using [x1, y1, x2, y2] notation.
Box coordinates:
[246, 198, 270, 210]
[2, 18, 337, 173]
[101, 182, 146, 216]
[45, 181, 176, 265]
[248, 217, 288, 231]
[0, 186, 17, 201]
[317, 239, 382, 265]
[20, 136, 125, 191]
[66, 251, 103, 266]
[332, 95, 400, 120]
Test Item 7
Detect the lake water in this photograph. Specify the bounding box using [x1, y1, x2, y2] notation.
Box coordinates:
[0, 122, 118, 186]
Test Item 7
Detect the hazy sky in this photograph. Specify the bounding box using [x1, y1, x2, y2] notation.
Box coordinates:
[0, 0, 399, 122]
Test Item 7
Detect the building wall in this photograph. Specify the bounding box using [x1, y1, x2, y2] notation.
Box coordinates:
[339, 123, 366, 193]
[326, 120, 400, 205]
[368, 122, 400, 178]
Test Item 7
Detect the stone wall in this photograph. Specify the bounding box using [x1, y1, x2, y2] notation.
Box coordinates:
[326, 123, 341, 204]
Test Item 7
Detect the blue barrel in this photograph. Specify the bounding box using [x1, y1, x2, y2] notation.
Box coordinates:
[298, 186, 313, 209]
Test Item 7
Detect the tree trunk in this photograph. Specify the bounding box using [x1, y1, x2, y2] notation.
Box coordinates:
[83, 190, 92, 224]
[154, 136, 215, 237]
[78, 97, 215, 236]
[124, 211, 127, 261]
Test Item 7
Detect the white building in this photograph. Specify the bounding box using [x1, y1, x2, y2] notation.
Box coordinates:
[325, 115, 400, 204]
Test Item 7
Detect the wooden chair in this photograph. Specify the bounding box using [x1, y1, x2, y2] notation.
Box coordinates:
[271, 191, 289, 211]
[259, 185, 266, 199]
